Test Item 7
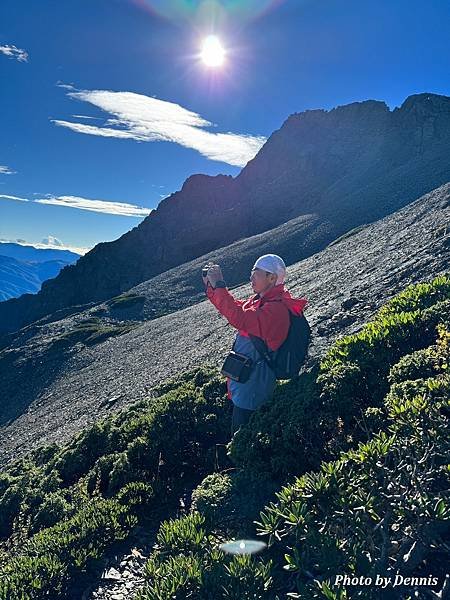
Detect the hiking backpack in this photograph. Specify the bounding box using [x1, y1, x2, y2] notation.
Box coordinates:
[250, 311, 311, 379]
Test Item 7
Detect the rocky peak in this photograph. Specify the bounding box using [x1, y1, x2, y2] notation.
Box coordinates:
[155, 173, 235, 218]
[392, 92, 450, 148]
[397, 92, 450, 116]
[180, 173, 234, 194]
[329, 98, 389, 115]
[280, 99, 389, 129]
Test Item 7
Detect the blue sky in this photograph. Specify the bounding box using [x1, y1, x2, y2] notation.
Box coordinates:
[0, 0, 449, 255]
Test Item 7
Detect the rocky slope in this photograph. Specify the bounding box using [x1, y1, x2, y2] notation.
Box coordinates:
[0, 181, 449, 468]
[1, 92, 450, 334]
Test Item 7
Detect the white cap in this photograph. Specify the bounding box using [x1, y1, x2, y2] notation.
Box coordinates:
[252, 254, 286, 285]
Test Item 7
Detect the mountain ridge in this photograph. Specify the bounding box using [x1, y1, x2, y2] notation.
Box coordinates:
[1, 92, 449, 334]
[0, 242, 80, 264]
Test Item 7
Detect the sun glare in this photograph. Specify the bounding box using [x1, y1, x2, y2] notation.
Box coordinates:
[200, 35, 225, 67]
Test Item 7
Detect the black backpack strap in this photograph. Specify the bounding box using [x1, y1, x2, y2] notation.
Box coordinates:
[248, 297, 289, 371]
[248, 334, 276, 371]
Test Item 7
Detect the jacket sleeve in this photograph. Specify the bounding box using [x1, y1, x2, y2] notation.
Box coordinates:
[206, 286, 290, 350]
[206, 284, 245, 311]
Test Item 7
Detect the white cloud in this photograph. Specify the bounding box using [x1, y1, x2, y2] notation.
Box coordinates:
[0, 165, 16, 175]
[52, 120, 146, 140]
[0, 194, 28, 202]
[72, 115, 102, 121]
[56, 82, 76, 90]
[0, 44, 28, 62]
[35, 195, 152, 217]
[0, 238, 89, 256]
[71, 114, 103, 120]
[0, 191, 150, 217]
[42, 235, 64, 247]
[52, 88, 266, 167]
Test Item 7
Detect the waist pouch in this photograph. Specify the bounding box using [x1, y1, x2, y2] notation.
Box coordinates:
[221, 351, 254, 383]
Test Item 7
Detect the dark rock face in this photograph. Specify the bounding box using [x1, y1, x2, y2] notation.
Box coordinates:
[0, 181, 449, 467]
[1, 93, 450, 334]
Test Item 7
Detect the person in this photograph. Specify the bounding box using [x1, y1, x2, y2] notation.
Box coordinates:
[202, 254, 308, 436]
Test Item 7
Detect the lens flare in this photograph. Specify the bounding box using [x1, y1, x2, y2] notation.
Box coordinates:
[133, 0, 285, 23]
[219, 539, 267, 555]
[201, 35, 225, 67]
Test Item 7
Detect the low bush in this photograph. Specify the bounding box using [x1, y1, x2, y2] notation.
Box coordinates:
[229, 366, 323, 479]
[142, 279, 450, 600]
[388, 345, 440, 384]
[52, 319, 136, 347]
[31, 491, 74, 533]
[191, 473, 234, 529]
[0, 368, 230, 598]
[0, 496, 138, 600]
[191, 470, 281, 539]
[252, 326, 450, 599]
[155, 512, 211, 556]
[138, 518, 275, 600]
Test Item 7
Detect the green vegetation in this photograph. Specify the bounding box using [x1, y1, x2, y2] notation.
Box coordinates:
[51, 316, 137, 346]
[0, 368, 229, 599]
[107, 293, 146, 310]
[0, 494, 140, 600]
[255, 357, 449, 598]
[0, 274, 449, 599]
[137, 275, 450, 600]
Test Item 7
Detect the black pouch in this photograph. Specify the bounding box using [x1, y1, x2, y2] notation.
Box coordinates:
[221, 351, 254, 383]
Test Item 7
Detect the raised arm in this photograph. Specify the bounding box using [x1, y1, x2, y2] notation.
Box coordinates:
[206, 286, 290, 350]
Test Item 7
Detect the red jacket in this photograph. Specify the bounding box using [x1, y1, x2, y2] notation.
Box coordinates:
[206, 283, 308, 351]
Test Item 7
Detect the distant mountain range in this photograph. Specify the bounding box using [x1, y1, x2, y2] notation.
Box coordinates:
[0, 243, 80, 301]
[0, 242, 80, 264]
[0, 92, 450, 334]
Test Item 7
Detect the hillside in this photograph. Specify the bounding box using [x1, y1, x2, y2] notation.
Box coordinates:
[0, 273, 448, 600]
[1, 92, 450, 334]
[0, 181, 449, 468]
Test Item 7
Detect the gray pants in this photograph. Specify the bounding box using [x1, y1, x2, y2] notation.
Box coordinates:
[231, 404, 254, 436]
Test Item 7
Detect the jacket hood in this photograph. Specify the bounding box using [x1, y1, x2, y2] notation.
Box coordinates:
[259, 284, 308, 316]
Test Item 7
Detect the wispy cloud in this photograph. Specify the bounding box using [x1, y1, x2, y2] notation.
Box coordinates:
[56, 82, 75, 90]
[0, 44, 28, 62]
[52, 88, 267, 167]
[0, 165, 16, 175]
[71, 114, 103, 120]
[0, 194, 28, 202]
[34, 195, 152, 217]
[0, 237, 89, 256]
[0, 192, 151, 217]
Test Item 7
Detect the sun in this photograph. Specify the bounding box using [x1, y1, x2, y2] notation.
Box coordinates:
[200, 35, 225, 67]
